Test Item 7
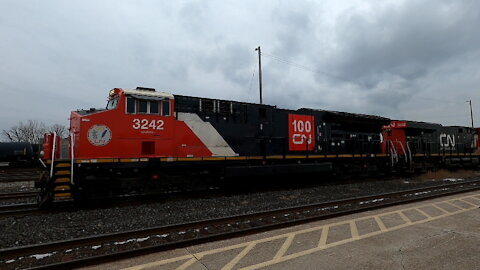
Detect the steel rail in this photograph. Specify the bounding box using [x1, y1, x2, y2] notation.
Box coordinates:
[0, 169, 42, 182]
[1, 179, 480, 270]
[0, 191, 39, 200]
[0, 203, 40, 217]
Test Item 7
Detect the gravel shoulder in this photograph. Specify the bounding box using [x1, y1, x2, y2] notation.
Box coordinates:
[1, 174, 477, 249]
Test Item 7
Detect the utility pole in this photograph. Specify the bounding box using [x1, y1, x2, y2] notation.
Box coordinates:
[255, 46, 263, 104]
[467, 100, 474, 128]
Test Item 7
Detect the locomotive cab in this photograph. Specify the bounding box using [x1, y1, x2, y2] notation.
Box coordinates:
[69, 87, 175, 160]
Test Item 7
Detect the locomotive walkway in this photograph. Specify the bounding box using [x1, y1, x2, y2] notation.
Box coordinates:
[80, 190, 480, 270]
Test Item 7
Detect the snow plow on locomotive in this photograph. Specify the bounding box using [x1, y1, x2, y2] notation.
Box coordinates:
[35, 87, 480, 205]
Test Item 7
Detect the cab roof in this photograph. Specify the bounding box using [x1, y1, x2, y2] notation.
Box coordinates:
[122, 88, 174, 99]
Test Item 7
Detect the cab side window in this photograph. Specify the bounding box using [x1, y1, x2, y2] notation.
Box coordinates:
[126, 97, 135, 113]
[150, 101, 159, 114]
[126, 96, 170, 116]
[139, 100, 148, 113]
[162, 100, 170, 116]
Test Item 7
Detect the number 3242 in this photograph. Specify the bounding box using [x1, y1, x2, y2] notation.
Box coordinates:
[132, 119, 164, 130]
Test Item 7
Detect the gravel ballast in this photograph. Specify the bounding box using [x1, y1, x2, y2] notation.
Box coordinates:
[0, 176, 477, 249]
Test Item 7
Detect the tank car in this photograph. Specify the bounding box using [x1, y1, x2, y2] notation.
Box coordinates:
[0, 142, 39, 167]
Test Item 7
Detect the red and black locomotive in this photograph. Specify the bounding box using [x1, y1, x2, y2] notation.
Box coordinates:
[37, 87, 480, 203]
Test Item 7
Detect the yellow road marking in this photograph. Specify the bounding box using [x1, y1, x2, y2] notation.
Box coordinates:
[221, 243, 256, 270]
[415, 208, 432, 218]
[239, 204, 478, 270]
[122, 193, 480, 270]
[397, 211, 412, 224]
[176, 258, 198, 270]
[273, 234, 294, 259]
[374, 216, 387, 232]
[458, 198, 478, 207]
[350, 221, 359, 240]
[318, 226, 329, 247]
[442, 201, 463, 210]
[431, 204, 448, 214]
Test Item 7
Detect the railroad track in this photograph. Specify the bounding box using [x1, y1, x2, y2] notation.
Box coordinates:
[0, 191, 40, 217]
[0, 191, 39, 200]
[0, 203, 39, 217]
[0, 168, 42, 182]
[1, 179, 480, 270]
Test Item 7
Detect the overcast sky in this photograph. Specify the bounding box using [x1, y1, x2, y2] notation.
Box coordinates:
[1, 0, 479, 132]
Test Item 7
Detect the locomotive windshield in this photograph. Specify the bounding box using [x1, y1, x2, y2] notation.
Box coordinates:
[106, 95, 119, 110]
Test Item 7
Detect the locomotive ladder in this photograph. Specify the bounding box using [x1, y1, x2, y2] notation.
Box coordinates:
[40, 132, 74, 206]
[50, 161, 74, 201]
[50, 132, 75, 201]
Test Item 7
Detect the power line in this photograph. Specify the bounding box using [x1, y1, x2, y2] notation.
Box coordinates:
[261, 52, 364, 87]
[258, 51, 477, 113]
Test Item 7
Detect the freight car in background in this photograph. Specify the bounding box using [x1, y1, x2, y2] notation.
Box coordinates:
[36, 87, 480, 204]
[0, 142, 40, 167]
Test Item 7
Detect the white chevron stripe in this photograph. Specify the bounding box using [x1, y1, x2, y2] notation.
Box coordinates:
[177, 112, 237, 157]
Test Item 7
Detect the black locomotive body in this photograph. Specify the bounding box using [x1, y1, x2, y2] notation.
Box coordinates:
[174, 95, 389, 158]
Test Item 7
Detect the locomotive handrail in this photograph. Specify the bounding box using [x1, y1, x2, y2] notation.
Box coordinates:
[389, 140, 397, 159]
[49, 132, 57, 178]
[387, 140, 398, 166]
[393, 140, 407, 163]
[406, 141, 413, 170]
[38, 158, 47, 168]
[70, 131, 75, 185]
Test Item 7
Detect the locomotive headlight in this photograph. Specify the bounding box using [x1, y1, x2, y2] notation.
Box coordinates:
[39, 150, 44, 158]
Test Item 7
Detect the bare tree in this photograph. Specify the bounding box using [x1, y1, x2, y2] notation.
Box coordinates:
[48, 124, 68, 139]
[2, 120, 68, 143]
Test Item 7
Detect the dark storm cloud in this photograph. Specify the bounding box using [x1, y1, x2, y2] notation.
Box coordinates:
[327, 0, 480, 86]
[194, 43, 253, 85]
[270, 2, 314, 57]
[293, 0, 480, 123]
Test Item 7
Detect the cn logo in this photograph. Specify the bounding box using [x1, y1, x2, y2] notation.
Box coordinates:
[292, 134, 312, 145]
[289, 114, 315, 151]
[440, 133, 455, 150]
